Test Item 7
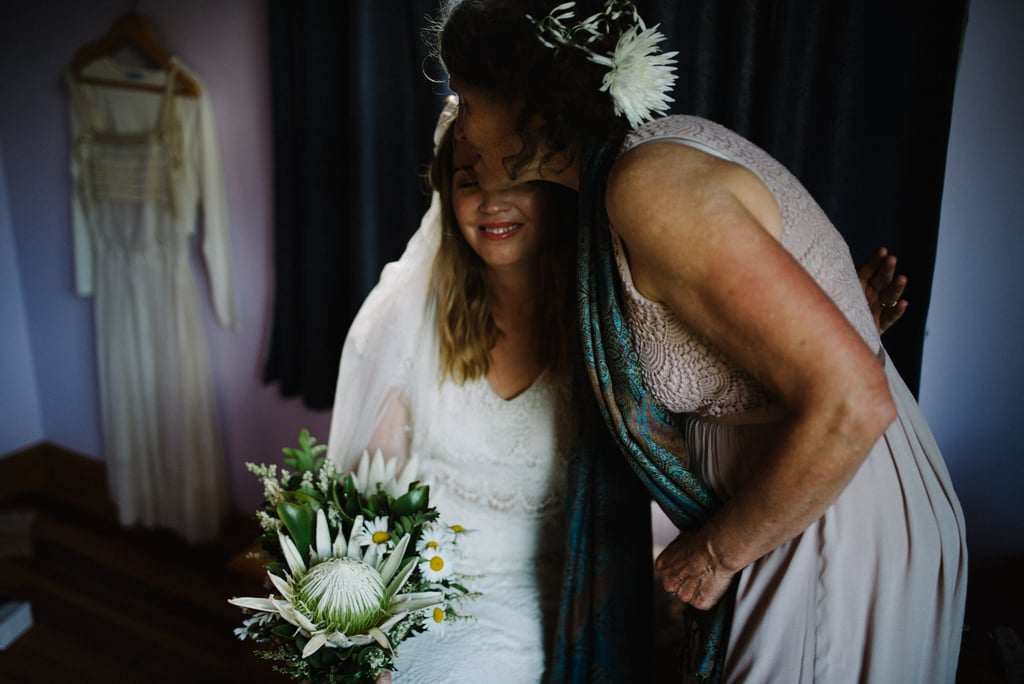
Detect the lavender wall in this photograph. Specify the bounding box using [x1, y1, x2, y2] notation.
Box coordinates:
[0, 142, 44, 449]
[0, 0, 329, 511]
[919, 0, 1024, 563]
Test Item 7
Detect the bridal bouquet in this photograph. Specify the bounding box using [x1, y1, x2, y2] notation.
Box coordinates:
[230, 430, 475, 683]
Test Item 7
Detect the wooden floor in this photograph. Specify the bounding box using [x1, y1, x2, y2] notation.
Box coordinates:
[0, 494, 281, 683]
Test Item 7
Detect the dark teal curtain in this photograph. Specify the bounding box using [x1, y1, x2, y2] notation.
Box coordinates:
[264, 0, 967, 406]
[262, 0, 445, 409]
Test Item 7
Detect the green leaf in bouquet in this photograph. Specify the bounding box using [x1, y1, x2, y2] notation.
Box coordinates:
[344, 497, 362, 519]
[271, 622, 295, 638]
[282, 428, 327, 473]
[305, 646, 324, 668]
[263, 559, 288, 574]
[339, 475, 364, 519]
[290, 489, 325, 510]
[364, 491, 391, 519]
[391, 519, 407, 540]
[277, 500, 314, 561]
[391, 484, 430, 517]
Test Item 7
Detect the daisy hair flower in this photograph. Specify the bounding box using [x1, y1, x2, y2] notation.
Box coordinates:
[530, 0, 678, 129]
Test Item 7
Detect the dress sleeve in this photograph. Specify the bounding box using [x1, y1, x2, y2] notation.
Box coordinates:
[366, 387, 414, 467]
[192, 88, 238, 329]
[63, 71, 94, 297]
[329, 380, 414, 470]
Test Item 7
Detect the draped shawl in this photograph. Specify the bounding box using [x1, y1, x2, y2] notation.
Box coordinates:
[552, 143, 735, 683]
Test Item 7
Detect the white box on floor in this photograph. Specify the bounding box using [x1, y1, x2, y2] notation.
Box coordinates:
[0, 601, 33, 650]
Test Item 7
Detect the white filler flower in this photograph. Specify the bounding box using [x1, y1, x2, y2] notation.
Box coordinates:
[229, 509, 442, 658]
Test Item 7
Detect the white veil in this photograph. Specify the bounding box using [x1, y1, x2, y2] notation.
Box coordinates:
[326, 98, 458, 472]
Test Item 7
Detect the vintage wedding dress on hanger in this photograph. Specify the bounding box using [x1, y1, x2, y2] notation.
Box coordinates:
[326, 101, 571, 681]
[64, 57, 236, 543]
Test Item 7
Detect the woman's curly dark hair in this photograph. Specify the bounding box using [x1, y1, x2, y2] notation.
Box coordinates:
[431, 0, 630, 178]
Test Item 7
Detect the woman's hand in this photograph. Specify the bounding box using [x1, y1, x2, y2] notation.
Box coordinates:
[654, 529, 737, 611]
[858, 247, 908, 334]
[376, 671, 392, 684]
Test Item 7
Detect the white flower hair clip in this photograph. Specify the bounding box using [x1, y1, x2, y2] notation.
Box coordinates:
[530, 0, 678, 129]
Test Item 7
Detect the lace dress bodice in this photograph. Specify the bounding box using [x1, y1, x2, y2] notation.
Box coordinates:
[393, 369, 571, 681]
[612, 115, 880, 417]
[411, 368, 570, 569]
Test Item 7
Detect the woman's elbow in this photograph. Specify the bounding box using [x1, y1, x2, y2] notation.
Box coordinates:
[847, 366, 897, 443]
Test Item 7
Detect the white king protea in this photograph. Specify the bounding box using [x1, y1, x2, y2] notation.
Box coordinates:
[229, 509, 442, 658]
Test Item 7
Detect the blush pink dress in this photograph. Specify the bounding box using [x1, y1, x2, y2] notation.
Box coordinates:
[613, 115, 967, 683]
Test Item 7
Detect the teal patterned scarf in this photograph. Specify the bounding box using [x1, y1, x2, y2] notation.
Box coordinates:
[558, 142, 735, 682]
[548, 374, 656, 682]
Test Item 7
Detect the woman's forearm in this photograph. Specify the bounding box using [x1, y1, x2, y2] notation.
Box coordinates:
[704, 380, 896, 575]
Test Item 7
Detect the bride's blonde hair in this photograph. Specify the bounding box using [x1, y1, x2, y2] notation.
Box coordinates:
[429, 125, 576, 383]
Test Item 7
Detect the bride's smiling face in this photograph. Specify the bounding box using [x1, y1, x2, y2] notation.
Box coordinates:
[450, 139, 550, 272]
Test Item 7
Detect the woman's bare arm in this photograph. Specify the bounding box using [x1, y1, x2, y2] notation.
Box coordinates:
[607, 143, 896, 609]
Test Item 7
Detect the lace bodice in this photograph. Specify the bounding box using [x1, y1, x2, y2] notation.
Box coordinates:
[409, 368, 571, 570]
[392, 370, 571, 681]
[613, 115, 880, 417]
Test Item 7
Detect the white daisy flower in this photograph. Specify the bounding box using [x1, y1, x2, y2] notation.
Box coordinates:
[419, 548, 454, 582]
[425, 603, 448, 632]
[415, 525, 454, 555]
[356, 516, 395, 554]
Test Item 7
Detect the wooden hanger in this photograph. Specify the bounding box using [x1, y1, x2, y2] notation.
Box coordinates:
[69, 13, 201, 97]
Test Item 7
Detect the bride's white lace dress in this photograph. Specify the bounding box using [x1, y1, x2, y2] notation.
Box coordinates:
[391, 369, 572, 683]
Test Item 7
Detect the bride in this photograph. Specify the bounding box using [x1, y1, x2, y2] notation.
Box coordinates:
[327, 99, 578, 681]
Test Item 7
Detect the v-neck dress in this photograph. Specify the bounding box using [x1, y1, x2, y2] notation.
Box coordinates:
[612, 115, 967, 683]
[64, 57, 236, 543]
[392, 370, 572, 682]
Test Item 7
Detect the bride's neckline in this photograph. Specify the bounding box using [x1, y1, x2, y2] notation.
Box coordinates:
[483, 367, 549, 402]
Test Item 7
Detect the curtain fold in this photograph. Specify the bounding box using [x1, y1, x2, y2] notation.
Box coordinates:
[264, 0, 966, 406]
[263, 0, 444, 409]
